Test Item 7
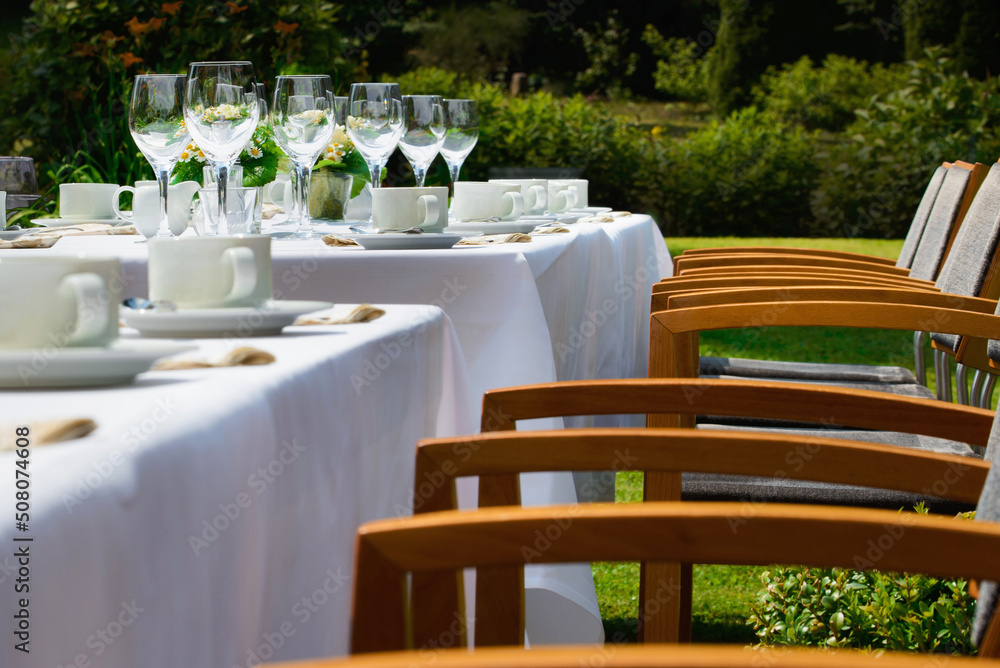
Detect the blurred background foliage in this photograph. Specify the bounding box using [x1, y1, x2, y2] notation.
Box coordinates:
[2, 0, 1000, 236]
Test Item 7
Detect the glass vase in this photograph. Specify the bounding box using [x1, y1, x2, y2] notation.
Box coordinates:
[309, 170, 354, 223]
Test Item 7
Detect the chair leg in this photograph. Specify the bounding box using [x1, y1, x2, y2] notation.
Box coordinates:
[914, 330, 927, 386]
[980, 372, 998, 409]
[935, 350, 953, 402]
[971, 369, 985, 408]
[956, 364, 970, 405]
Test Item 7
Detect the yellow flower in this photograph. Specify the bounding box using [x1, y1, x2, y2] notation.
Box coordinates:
[249, 146, 262, 158]
[180, 150, 190, 160]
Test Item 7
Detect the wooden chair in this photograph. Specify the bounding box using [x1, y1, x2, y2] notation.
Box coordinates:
[406, 378, 991, 649]
[349, 501, 1000, 655]
[650, 162, 1000, 396]
[670, 161, 985, 280]
[266, 644, 1000, 668]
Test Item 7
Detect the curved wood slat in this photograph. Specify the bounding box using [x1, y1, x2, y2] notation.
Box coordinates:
[677, 246, 897, 264]
[652, 275, 923, 294]
[480, 379, 994, 446]
[270, 644, 993, 668]
[415, 429, 989, 504]
[663, 286, 997, 312]
[676, 265, 936, 285]
[674, 254, 910, 276]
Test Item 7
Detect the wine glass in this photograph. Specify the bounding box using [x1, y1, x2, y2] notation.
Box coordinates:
[345, 83, 403, 227]
[270, 75, 335, 239]
[128, 74, 189, 238]
[399, 95, 445, 187]
[440, 99, 479, 190]
[183, 61, 259, 235]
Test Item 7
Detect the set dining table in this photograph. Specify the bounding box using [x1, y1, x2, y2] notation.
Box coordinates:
[0, 214, 672, 667]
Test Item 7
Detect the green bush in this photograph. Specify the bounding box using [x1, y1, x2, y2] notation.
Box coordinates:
[0, 0, 350, 187]
[642, 107, 820, 236]
[812, 48, 1000, 238]
[643, 25, 708, 103]
[752, 55, 908, 132]
[750, 508, 977, 654]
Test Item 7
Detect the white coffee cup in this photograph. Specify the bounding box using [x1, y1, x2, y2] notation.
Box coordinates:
[59, 183, 120, 220]
[148, 235, 272, 309]
[113, 184, 160, 237]
[489, 179, 548, 215]
[548, 179, 588, 212]
[453, 182, 524, 221]
[372, 186, 448, 232]
[0, 256, 121, 349]
[265, 175, 293, 209]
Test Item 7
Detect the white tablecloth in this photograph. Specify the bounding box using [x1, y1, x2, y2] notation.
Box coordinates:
[0, 305, 473, 668]
[0, 215, 672, 660]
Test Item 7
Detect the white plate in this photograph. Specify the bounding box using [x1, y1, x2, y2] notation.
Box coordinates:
[568, 206, 613, 215]
[446, 220, 541, 235]
[121, 300, 334, 338]
[31, 217, 126, 228]
[0, 229, 31, 241]
[0, 340, 196, 388]
[343, 233, 472, 251]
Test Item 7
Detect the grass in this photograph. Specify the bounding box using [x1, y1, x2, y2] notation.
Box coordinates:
[594, 235, 970, 644]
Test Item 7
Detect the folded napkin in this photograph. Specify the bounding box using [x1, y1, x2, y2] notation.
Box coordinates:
[322, 234, 360, 247]
[28, 223, 137, 237]
[152, 346, 276, 371]
[262, 203, 282, 220]
[457, 233, 532, 245]
[579, 215, 615, 223]
[0, 236, 60, 249]
[610, 211, 633, 218]
[532, 226, 571, 234]
[294, 303, 386, 325]
[0, 418, 97, 451]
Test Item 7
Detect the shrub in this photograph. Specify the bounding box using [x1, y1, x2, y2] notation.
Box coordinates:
[749, 507, 977, 654]
[812, 48, 1000, 238]
[643, 25, 708, 103]
[641, 107, 820, 236]
[751, 55, 908, 132]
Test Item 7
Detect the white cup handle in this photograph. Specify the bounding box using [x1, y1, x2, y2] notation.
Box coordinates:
[417, 195, 439, 227]
[502, 192, 524, 221]
[113, 186, 136, 221]
[61, 273, 110, 345]
[223, 247, 258, 305]
[265, 181, 286, 206]
[529, 185, 546, 212]
[564, 188, 578, 210]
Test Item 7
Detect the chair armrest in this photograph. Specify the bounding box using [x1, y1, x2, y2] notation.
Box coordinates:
[674, 253, 911, 276]
[677, 246, 896, 265]
[663, 286, 997, 312]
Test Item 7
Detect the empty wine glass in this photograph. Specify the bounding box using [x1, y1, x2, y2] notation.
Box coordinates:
[129, 74, 190, 238]
[183, 61, 259, 235]
[346, 83, 403, 227]
[440, 99, 479, 189]
[270, 75, 335, 239]
[399, 95, 445, 187]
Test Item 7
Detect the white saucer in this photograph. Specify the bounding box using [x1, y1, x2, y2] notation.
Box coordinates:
[0, 229, 31, 241]
[0, 340, 196, 388]
[31, 217, 127, 228]
[121, 300, 334, 338]
[343, 233, 472, 251]
[447, 220, 541, 235]
[568, 206, 613, 215]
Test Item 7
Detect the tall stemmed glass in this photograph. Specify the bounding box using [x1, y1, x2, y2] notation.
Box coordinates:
[440, 99, 479, 190]
[183, 61, 258, 235]
[270, 75, 335, 239]
[129, 74, 190, 238]
[345, 83, 403, 227]
[399, 95, 445, 187]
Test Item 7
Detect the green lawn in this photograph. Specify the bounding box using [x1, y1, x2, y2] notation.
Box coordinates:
[593, 236, 959, 644]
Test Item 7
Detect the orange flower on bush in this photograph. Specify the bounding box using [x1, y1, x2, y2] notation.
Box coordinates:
[119, 52, 144, 68]
[99, 30, 123, 46]
[274, 20, 299, 35]
[125, 16, 166, 37]
[71, 42, 96, 58]
[225, 1, 248, 14]
[161, 1, 183, 15]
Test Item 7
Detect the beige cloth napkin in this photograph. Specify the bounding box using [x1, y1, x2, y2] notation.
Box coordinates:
[0, 419, 98, 451]
[152, 346, 276, 371]
[579, 215, 615, 223]
[28, 223, 137, 237]
[610, 211, 633, 218]
[457, 233, 532, 245]
[532, 226, 571, 234]
[0, 236, 60, 249]
[322, 234, 360, 247]
[294, 303, 386, 325]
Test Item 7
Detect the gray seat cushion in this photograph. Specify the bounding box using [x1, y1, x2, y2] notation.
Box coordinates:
[897, 165, 948, 269]
[701, 356, 918, 384]
[684, 423, 978, 516]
